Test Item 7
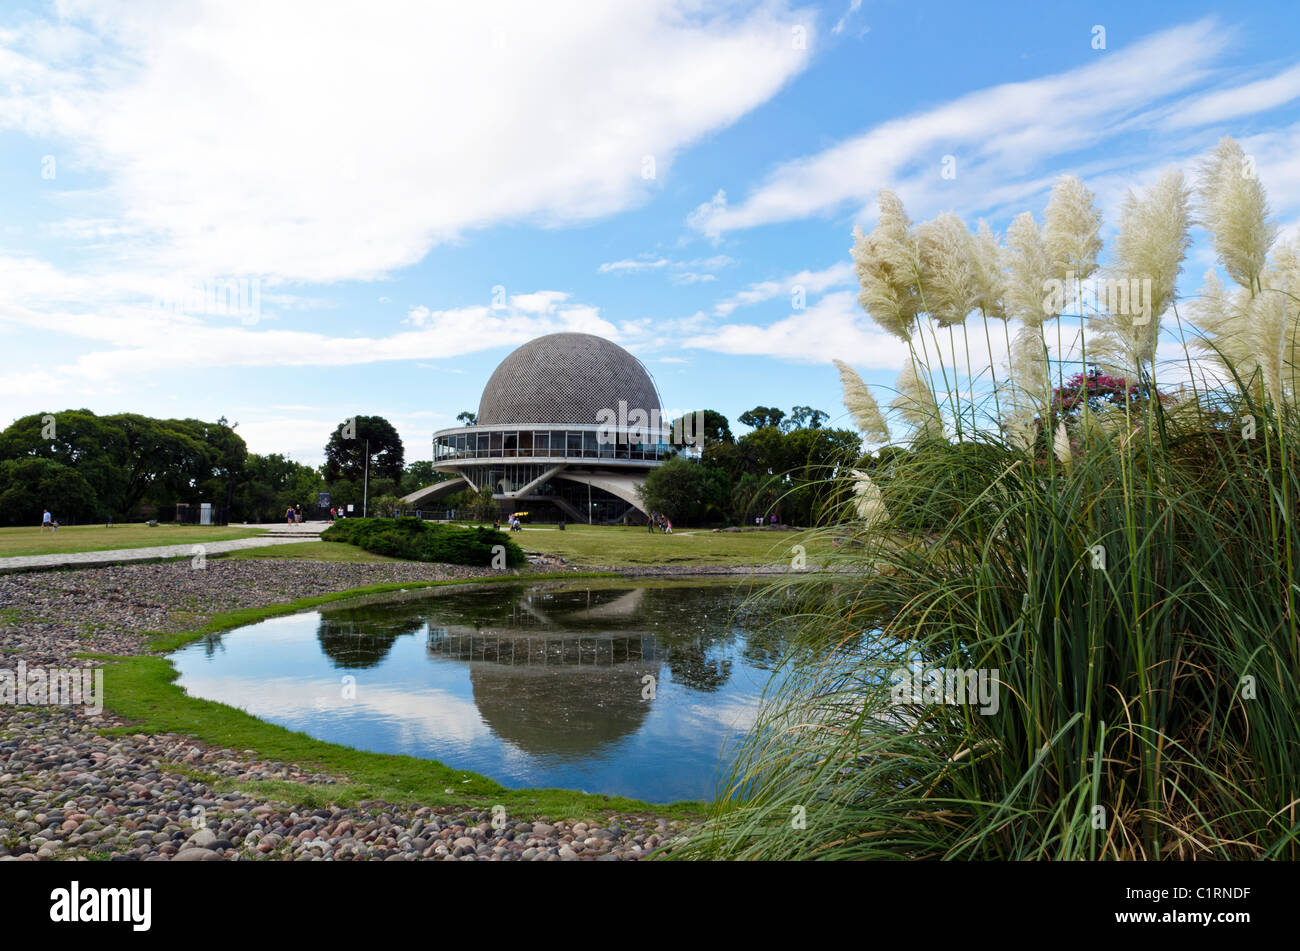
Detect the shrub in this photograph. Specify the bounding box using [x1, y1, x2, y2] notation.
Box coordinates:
[321, 516, 525, 567]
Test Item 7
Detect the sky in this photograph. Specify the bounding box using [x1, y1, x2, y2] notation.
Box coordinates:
[2, 0, 1299, 466]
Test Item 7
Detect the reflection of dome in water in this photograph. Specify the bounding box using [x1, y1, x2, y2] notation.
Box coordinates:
[426, 590, 665, 755]
[467, 662, 661, 756]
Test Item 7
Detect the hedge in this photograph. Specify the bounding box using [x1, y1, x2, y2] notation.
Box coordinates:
[320, 516, 525, 567]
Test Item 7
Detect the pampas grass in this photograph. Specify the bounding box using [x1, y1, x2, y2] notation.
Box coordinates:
[972, 220, 1007, 321]
[1091, 168, 1192, 371]
[1198, 137, 1278, 294]
[917, 212, 980, 327]
[833, 359, 890, 444]
[851, 191, 922, 341]
[1003, 211, 1056, 327]
[891, 360, 943, 443]
[1043, 174, 1103, 282]
[850, 469, 887, 526]
[682, 136, 1300, 863]
[1052, 420, 1072, 468]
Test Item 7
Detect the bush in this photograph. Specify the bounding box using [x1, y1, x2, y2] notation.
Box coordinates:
[321, 516, 525, 567]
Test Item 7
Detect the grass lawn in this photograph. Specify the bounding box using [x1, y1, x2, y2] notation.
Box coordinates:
[0, 523, 266, 558]
[218, 540, 399, 563]
[227, 521, 833, 567]
[93, 575, 703, 821]
[509, 523, 830, 567]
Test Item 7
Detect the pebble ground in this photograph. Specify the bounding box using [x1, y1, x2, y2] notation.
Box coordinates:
[0, 560, 693, 861]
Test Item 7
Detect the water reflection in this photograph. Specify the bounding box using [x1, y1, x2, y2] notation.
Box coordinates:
[171, 581, 785, 802]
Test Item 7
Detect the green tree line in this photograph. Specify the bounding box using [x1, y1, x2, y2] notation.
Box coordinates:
[0, 409, 441, 526]
[638, 406, 863, 526]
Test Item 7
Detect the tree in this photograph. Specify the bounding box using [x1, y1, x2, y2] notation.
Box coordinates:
[401, 460, 445, 495]
[195, 416, 248, 514]
[470, 485, 497, 522]
[670, 409, 733, 446]
[232, 453, 321, 522]
[639, 456, 728, 525]
[0, 458, 98, 526]
[738, 406, 786, 430]
[783, 406, 829, 431]
[731, 471, 779, 524]
[324, 415, 404, 483]
[0, 409, 249, 520]
[456, 411, 478, 426]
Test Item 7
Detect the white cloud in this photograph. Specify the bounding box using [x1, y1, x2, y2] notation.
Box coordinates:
[831, 0, 862, 35]
[1165, 62, 1300, 129]
[685, 290, 912, 366]
[598, 253, 735, 278]
[713, 261, 854, 316]
[598, 258, 671, 274]
[688, 19, 1237, 236]
[0, 0, 815, 284]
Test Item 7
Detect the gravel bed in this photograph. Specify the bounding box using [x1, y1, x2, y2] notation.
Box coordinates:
[0, 560, 697, 861]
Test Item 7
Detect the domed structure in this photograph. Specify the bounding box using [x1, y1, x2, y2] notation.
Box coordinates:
[409, 332, 691, 524]
[477, 333, 662, 426]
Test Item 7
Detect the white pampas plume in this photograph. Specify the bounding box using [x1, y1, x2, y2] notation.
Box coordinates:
[1053, 421, 1073, 469]
[972, 220, 1007, 320]
[1192, 245, 1300, 408]
[1043, 174, 1103, 283]
[1091, 168, 1192, 368]
[1198, 137, 1278, 293]
[1003, 212, 1056, 327]
[850, 470, 888, 528]
[890, 361, 943, 442]
[1006, 325, 1053, 413]
[1005, 413, 1037, 452]
[916, 212, 979, 326]
[1242, 252, 1300, 408]
[833, 359, 890, 443]
[1190, 269, 1255, 381]
[851, 191, 921, 341]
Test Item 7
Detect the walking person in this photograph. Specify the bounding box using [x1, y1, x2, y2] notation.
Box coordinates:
[285, 505, 295, 525]
[41, 508, 53, 532]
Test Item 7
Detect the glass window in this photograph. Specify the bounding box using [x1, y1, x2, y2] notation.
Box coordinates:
[533, 431, 549, 455]
[584, 431, 598, 456]
[566, 432, 583, 456]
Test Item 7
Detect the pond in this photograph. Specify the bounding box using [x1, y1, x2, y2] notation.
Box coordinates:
[169, 580, 787, 803]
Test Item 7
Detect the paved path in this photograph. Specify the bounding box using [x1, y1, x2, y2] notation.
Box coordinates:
[0, 534, 318, 574]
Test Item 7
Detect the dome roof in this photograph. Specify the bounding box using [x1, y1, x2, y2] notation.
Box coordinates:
[477, 333, 662, 426]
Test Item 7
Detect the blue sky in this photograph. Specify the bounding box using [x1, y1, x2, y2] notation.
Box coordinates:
[2, 0, 1299, 464]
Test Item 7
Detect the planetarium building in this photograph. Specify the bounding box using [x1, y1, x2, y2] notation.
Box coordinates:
[407, 333, 674, 524]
